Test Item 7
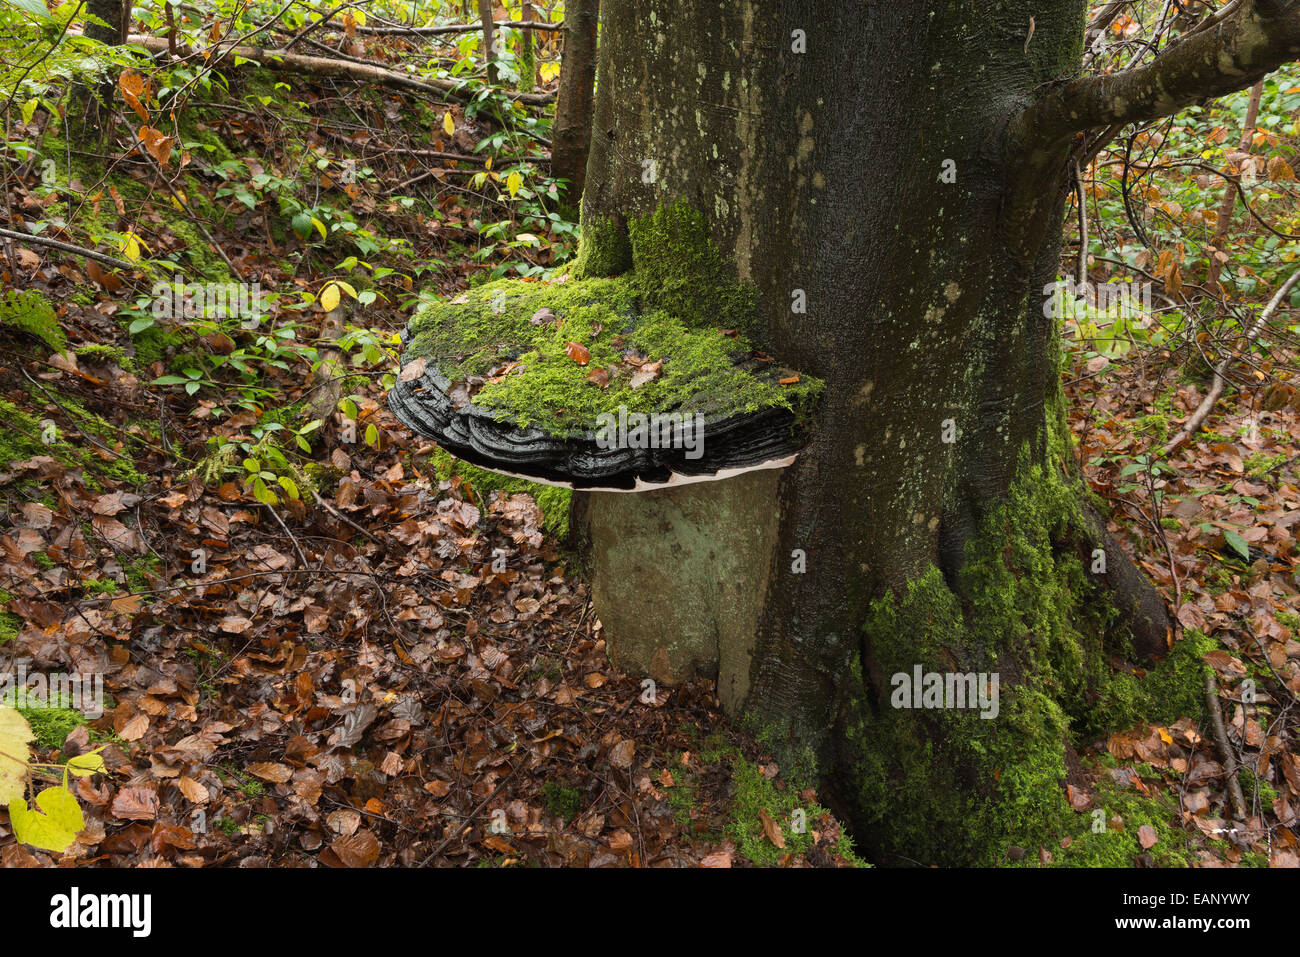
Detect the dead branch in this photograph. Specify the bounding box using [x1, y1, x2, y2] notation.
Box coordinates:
[1163, 264, 1300, 454]
[125, 35, 555, 105]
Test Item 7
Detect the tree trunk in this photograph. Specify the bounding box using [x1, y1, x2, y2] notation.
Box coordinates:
[571, 0, 1196, 866]
[84, 0, 127, 44]
[477, 0, 497, 85]
[76, 0, 129, 138]
[551, 0, 598, 205]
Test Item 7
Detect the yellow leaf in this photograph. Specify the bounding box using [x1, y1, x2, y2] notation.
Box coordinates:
[1158, 728, 1173, 745]
[507, 170, 522, 198]
[65, 748, 106, 778]
[10, 785, 84, 853]
[443, 112, 455, 136]
[0, 707, 35, 805]
[320, 282, 341, 312]
[485, 156, 493, 171]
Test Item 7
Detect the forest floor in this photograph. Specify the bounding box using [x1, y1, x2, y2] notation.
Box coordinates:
[1, 63, 1298, 868]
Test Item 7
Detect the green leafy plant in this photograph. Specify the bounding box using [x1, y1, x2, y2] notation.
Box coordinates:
[0, 706, 104, 853]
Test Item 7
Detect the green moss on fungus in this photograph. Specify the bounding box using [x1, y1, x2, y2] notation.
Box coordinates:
[404, 273, 820, 439]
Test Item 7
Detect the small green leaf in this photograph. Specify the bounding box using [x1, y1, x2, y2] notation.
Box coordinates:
[1223, 529, 1251, 561]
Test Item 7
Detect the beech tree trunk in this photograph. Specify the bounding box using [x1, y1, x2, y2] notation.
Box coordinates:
[572, 0, 1300, 864]
[551, 0, 598, 204]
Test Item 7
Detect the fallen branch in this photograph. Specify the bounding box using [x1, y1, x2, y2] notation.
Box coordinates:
[1203, 670, 1249, 822]
[1163, 264, 1300, 454]
[125, 35, 554, 105]
[327, 19, 564, 35]
[0, 226, 135, 270]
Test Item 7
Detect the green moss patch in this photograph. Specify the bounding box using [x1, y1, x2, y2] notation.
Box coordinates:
[0, 289, 66, 353]
[0, 397, 145, 488]
[0, 589, 19, 646]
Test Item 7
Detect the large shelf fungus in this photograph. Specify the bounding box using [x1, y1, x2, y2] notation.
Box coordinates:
[386, 203, 821, 700]
[388, 276, 822, 490]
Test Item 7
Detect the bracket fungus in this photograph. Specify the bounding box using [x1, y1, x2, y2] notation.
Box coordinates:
[386, 209, 822, 700]
[388, 276, 822, 490]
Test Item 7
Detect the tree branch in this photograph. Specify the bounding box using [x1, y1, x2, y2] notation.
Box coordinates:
[1014, 0, 1300, 152]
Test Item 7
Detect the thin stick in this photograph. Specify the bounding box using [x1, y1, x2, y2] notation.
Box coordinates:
[1163, 264, 1300, 454]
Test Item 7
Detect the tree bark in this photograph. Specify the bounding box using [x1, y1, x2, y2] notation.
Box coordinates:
[77, 0, 129, 136]
[551, 0, 598, 205]
[568, 0, 1296, 864]
[478, 0, 497, 86]
[84, 0, 127, 44]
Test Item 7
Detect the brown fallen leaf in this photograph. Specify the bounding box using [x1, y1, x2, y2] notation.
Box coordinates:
[759, 808, 786, 849]
[1138, 824, 1159, 849]
[700, 849, 733, 867]
[399, 357, 427, 382]
[609, 738, 635, 769]
[119, 713, 149, 742]
[565, 341, 590, 365]
[247, 762, 293, 784]
[629, 360, 663, 389]
[331, 829, 380, 867]
[111, 786, 158, 821]
[177, 777, 209, 804]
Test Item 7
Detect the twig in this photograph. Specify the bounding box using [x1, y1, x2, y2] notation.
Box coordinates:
[311, 490, 386, 549]
[1163, 264, 1300, 454]
[264, 502, 311, 571]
